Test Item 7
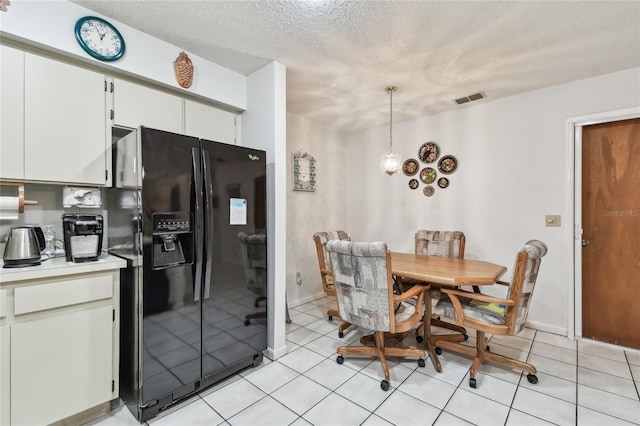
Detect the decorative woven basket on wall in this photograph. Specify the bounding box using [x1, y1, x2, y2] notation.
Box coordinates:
[174, 52, 194, 88]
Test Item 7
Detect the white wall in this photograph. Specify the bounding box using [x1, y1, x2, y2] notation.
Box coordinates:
[286, 114, 349, 307]
[346, 67, 640, 335]
[244, 62, 288, 359]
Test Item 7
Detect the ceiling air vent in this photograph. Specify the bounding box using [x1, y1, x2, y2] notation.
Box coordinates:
[453, 92, 486, 105]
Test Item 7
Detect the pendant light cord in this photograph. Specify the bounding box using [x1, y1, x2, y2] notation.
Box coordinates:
[386, 86, 397, 152]
[389, 88, 393, 152]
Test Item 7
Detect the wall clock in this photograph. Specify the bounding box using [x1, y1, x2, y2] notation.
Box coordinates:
[74, 16, 125, 62]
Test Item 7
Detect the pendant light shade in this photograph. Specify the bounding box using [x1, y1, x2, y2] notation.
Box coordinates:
[380, 86, 400, 175]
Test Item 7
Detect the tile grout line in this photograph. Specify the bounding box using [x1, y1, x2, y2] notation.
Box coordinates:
[623, 351, 640, 402]
[503, 329, 537, 426]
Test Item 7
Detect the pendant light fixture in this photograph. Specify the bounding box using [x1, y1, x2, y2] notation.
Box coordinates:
[380, 86, 401, 176]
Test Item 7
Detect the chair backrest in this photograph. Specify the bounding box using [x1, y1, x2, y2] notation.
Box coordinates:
[238, 232, 267, 297]
[505, 240, 548, 334]
[312, 231, 351, 295]
[415, 230, 465, 259]
[326, 240, 395, 333]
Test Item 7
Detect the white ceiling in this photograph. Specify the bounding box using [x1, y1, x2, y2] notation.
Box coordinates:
[70, 0, 640, 134]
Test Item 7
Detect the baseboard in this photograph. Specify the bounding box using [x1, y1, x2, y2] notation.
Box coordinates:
[525, 319, 567, 336]
[288, 291, 326, 308]
[265, 343, 289, 360]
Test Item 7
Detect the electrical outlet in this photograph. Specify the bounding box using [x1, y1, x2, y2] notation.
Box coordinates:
[296, 272, 302, 285]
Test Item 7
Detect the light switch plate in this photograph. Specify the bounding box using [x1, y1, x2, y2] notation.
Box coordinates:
[545, 215, 561, 227]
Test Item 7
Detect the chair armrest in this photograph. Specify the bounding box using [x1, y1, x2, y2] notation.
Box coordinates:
[320, 268, 332, 275]
[441, 287, 516, 306]
[393, 283, 428, 303]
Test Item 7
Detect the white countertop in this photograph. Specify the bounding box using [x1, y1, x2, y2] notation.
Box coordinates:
[0, 254, 127, 284]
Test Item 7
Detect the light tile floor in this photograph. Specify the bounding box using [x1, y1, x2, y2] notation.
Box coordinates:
[88, 296, 640, 426]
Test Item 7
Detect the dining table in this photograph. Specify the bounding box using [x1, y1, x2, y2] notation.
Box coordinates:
[390, 252, 507, 372]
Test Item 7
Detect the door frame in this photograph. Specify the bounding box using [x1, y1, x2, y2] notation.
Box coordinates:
[566, 106, 640, 340]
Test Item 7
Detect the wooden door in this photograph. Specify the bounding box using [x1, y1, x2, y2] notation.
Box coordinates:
[582, 118, 640, 349]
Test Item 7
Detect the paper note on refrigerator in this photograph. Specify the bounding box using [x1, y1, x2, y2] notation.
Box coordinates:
[229, 198, 247, 225]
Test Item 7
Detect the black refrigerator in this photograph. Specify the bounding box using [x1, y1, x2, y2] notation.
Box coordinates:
[107, 126, 267, 422]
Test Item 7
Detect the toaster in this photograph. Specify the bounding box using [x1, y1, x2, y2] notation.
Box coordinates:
[62, 214, 104, 262]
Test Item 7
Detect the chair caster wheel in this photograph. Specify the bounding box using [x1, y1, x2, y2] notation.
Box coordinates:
[254, 302, 259, 308]
[416, 335, 424, 343]
[418, 358, 426, 368]
[380, 380, 390, 391]
[469, 378, 477, 388]
[336, 355, 344, 365]
[244, 319, 250, 326]
[486, 345, 490, 351]
[463, 334, 469, 341]
[328, 315, 333, 321]
[338, 331, 344, 338]
[435, 346, 442, 355]
[527, 373, 538, 384]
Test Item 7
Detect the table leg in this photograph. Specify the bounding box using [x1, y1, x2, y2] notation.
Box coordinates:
[422, 286, 442, 372]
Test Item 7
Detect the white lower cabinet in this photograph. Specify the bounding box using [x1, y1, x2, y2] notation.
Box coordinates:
[10, 306, 113, 425]
[0, 325, 9, 426]
[0, 257, 124, 426]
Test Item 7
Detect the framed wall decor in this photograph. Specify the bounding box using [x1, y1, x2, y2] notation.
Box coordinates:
[292, 151, 316, 192]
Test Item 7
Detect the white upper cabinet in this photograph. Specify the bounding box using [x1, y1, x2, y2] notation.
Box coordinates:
[23, 53, 108, 185]
[0, 45, 25, 180]
[184, 99, 238, 144]
[112, 78, 183, 134]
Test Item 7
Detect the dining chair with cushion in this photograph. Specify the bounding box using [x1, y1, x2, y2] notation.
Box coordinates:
[396, 230, 472, 342]
[433, 239, 548, 388]
[313, 231, 352, 338]
[326, 240, 427, 391]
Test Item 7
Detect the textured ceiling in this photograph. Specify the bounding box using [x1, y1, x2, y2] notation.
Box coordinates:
[70, 0, 640, 134]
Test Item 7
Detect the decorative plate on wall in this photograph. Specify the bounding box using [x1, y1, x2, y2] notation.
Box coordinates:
[423, 185, 435, 197]
[418, 142, 440, 163]
[438, 177, 449, 188]
[408, 179, 419, 189]
[419, 167, 437, 184]
[403, 159, 419, 176]
[438, 155, 458, 174]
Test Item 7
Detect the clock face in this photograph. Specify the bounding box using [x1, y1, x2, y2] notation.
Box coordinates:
[75, 16, 125, 62]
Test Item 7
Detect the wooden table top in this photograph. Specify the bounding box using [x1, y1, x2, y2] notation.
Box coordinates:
[390, 252, 507, 286]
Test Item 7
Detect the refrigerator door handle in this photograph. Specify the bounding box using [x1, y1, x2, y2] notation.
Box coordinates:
[192, 147, 203, 302]
[202, 148, 214, 299]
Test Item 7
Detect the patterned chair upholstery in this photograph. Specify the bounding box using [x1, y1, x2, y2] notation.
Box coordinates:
[396, 230, 471, 343]
[415, 230, 465, 258]
[313, 231, 352, 337]
[327, 240, 427, 391]
[433, 240, 548, 388]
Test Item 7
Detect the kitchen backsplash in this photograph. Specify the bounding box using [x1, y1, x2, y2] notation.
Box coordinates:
[0, 183, 108, 256]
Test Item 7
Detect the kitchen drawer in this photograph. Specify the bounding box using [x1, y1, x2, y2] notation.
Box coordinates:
[0, 289, 6, 318]
[14, 273, 112, 315]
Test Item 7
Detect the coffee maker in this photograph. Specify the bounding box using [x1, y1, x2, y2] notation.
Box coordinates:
[62, 214, 103, 262]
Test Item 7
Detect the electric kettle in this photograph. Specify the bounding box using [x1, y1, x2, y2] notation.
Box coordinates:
[3, 226, 46, 268]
